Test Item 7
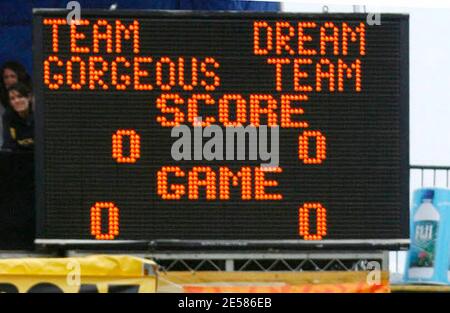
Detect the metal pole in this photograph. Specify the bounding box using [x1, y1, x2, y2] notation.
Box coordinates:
[353, 5, 366, 13]
[225, 259, 235, 271]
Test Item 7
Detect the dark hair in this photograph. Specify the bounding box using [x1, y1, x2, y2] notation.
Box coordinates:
[8, 82, 32, 99]
[0, 61, 32, 108]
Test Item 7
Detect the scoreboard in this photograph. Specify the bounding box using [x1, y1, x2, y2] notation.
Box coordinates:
[33, 11, 409, 248]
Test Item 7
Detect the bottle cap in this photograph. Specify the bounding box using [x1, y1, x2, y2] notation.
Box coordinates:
[422, 189, 435, 200]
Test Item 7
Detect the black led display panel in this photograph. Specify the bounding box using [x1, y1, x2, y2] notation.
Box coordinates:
[34, 11, 409, 248]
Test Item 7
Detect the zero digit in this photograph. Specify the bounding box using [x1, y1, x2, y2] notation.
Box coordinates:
[90, 202, 119, 240]
[112, 129, 141, 163]
[299, 202, 327, 240]
[298, 130, 326, 164]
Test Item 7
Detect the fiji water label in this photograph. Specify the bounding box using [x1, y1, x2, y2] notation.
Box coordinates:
[410, 221, 438, 267]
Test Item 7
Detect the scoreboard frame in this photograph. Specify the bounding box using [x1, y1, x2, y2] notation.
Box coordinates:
[33, 10, 410, 250]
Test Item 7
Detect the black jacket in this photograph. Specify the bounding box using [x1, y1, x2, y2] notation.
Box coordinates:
[2, 107, 34, 151]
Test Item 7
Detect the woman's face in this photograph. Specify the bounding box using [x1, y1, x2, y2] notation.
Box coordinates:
[3, 68, 18, 89]
[9, 90, 30, 114]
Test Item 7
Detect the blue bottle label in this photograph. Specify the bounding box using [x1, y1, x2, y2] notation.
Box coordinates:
[410, 221, 438, 268]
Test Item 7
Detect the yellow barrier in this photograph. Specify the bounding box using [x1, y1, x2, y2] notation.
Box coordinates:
[0, 255, 157, 293]
[158, 271, 390, 293]
[391, 285, 450, 293]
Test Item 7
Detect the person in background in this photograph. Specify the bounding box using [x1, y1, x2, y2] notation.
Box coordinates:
[2, 83, 34, 151]
[0, 61, 32, 109]
[0, 61, 32, 148]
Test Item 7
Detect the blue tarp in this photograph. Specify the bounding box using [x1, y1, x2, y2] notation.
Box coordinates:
[0, 0, 280, 74]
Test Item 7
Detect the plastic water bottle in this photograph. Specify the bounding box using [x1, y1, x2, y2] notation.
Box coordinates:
[408, 190, 440, 279]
